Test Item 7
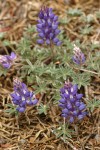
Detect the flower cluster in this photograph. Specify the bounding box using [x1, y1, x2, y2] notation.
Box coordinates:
[11, 78, 38, 112]
[72, 44, 85, 65]
[0, 52, 16, 69]
[37, 6, 61, 46]
[59, 81, 87, 123]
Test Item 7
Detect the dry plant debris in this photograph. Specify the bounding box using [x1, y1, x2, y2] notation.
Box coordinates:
[0, 0, 100, 150]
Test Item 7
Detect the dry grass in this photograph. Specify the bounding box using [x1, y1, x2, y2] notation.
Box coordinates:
[0, 0, 100, 149]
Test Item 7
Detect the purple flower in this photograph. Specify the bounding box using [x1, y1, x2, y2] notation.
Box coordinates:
[59, 81, 87, 123]
[11, 78, 38, 112]
[72, 44, 85, 65]
[37, 6, 61, 46]
[0, 52, 16, 69]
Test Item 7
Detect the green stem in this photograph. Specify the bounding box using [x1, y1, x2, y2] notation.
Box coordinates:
[63, 117, 66, 142]
[50, 43, 55, 58]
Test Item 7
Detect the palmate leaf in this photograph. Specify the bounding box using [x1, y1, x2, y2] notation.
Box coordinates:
[0, 66, 7, 76]
[33, 46, 51, 61]
[72, 72, 91, 88]
[27, 74, 36, 84]
[87, 53, 100, 74]
[80, 14, 94, 23]
[60, 17, 71, 24]
[26, 25, 36, 33]
[52, 123, 74, 141]
[67, 8, 82, 16]
[33, 82, 47, 94]
[87, 99, 100, 112]
[35, 64, 49, 76]
[5, 104, 18, 116]
[63, 38, 73, 50]
[80, 25, 93, 35]
[37, 103, 49, 115]
[52, 91, 61, 104]
[17, 37, 31, 55]
[59, 66, 74, 80]
[6, 103, 14, 108]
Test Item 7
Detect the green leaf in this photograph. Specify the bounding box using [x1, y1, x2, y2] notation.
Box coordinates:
[5, 104, 18, 115]
[0, 66, 7, 76]
[96, 11, 100, 19]
[0, 32, 5, 39]
[60, 17, 71, 24]
[26, 25, 36, 33]
[3, 40, 11, 46]
[80, 25, 93, 35]
[91, 43, 100, 50]
[72, 72, 90, 88]
[52, 123, 74, 141]
[37, 103, 49, 115]
[17, 37, 31, 56]
[67, 8, 82, 16]
[26, 59, 34, 70]
[87, 99, 100, 112]
[81, 14, 94, 23]
[34, 82, 47, 94]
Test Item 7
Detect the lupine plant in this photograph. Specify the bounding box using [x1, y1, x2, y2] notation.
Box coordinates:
[37, 6, 61, 46]
[0, 52, 16, 69]
[59, 80, 87, 123]
[1, 5, 99, 145]
[10, 77, 38, 113]
[72, 44, 85, 65]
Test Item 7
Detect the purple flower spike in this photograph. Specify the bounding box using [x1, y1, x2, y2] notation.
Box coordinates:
[0, 52, 16, 69]
[11, 78, 38, 113]
[59, 81, 87, 123]
[72, 44, 85, 65]
[37, 6, 61, 46]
